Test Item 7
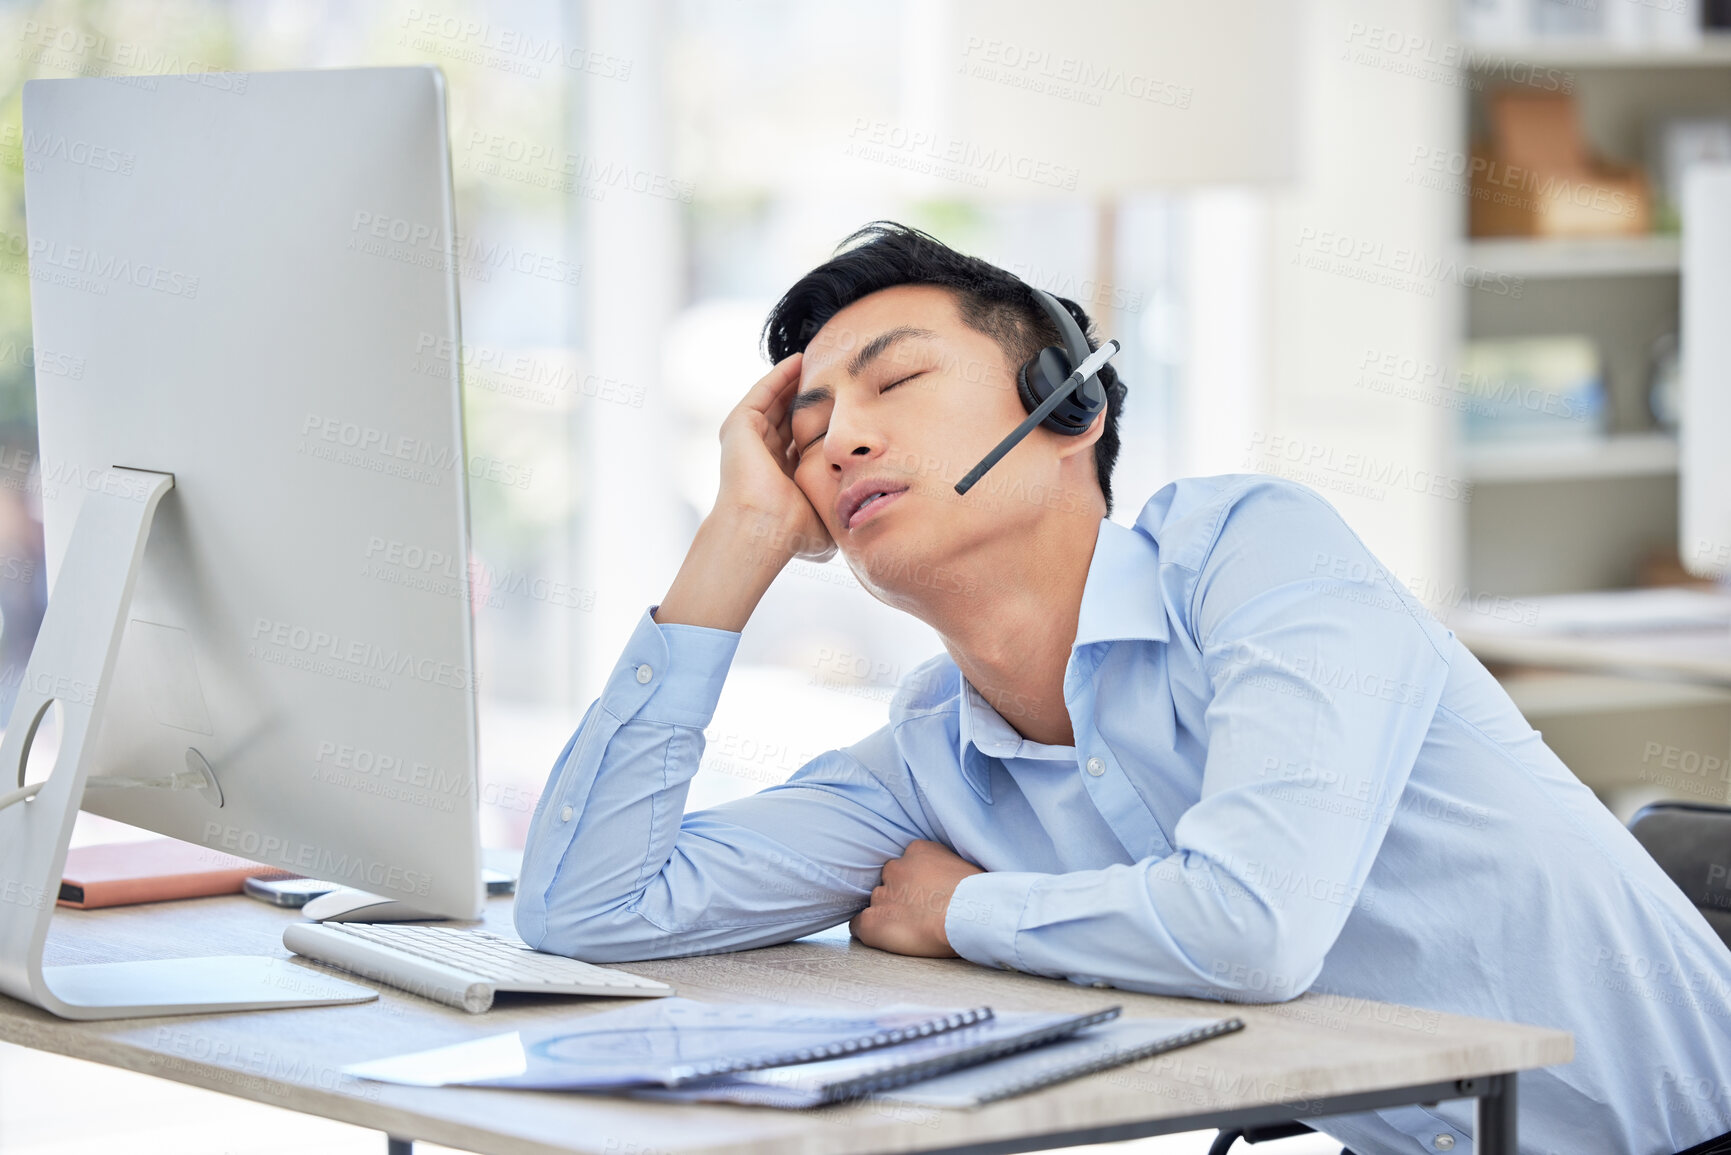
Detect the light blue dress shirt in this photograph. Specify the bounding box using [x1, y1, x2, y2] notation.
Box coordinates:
[516, 475, 1731, 1155]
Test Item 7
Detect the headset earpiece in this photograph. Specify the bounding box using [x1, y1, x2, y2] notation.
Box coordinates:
[1016, 345, 1070, 412]
[1017, 291, 1110, 435]
[1017, 345, 1102, 435]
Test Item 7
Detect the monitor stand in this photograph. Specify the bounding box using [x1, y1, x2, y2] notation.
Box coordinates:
[0, 468, 376, 1019]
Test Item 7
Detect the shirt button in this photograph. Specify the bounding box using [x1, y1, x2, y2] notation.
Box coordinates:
[635, 663, 653, 684]
[559, 805, 574, 822]
[1085, 757, 1106, 777]
[1432, 1136, 1455, 1151]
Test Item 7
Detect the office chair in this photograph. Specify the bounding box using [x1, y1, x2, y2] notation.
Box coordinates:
[1627, 800, 1731, 950]
[1208, 1123, 1355, 1154]
[1210, 801, 1731, 1155]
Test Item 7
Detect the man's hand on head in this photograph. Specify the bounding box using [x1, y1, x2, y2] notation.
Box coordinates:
[849, 839, 984, 958]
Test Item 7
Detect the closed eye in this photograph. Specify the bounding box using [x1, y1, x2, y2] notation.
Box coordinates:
[798, 372, 924, 454]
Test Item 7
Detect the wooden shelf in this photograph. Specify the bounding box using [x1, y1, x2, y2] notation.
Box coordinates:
[1449, 31, 1710, 598]
[1462, 31, 1731, 70]
[1466, 235, 1680, 279]
[1498, 670, 1731, 716]
[1462, 432, 1679, 482]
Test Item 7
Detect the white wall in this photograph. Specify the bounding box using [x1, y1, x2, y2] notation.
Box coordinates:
[1232, 0, 1465, 593]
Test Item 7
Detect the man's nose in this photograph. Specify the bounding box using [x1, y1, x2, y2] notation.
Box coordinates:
[823, 402, 886, 468]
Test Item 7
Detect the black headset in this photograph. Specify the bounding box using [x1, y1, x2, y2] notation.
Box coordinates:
[953, 287, 1123, 495]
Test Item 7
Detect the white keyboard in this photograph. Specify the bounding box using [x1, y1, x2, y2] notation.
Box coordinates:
[282, 922, 674, 1014]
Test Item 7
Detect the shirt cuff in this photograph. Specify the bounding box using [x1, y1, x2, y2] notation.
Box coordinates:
[945, 871, 1039, 972]
[601, 605, 741, 729]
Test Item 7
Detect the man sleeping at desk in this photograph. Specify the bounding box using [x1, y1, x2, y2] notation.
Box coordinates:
[515, 222, 1731, 1155]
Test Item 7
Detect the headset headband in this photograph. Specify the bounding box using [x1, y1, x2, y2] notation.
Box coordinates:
[1030, 288, 1093, 376]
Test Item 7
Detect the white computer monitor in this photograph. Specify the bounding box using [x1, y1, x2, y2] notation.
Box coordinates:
[0, 66, 483, 1019]
[1682, 163, 1731, 583]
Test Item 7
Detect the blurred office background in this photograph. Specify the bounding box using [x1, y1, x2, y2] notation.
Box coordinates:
[0, 0, 1728, 851]
[0, 0, 1305, 852]
[2, 0, 1731, 1149]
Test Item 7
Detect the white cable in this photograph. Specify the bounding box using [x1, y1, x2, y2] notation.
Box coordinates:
[0, 781, 43, 812]
[85, 772, 207, 791]
[0, 769, 209, 813]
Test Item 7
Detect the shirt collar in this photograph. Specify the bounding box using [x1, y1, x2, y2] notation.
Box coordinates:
[952, 515, 1170, 802]
[958, 679, 1074, 762]
[954, 686, 998, 804]
[1074, 515, 1171, 649]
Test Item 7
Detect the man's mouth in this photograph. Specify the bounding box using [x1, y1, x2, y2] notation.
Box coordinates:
[849, 489, 902, 528]
[837, 480, 911, 530]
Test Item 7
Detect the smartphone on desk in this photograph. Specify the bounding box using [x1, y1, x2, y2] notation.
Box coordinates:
[245, 871, 514, 908]
[243, 877, 340, 908]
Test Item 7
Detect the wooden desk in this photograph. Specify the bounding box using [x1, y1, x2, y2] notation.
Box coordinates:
[0, 894, 1570, 1155]
[1446, 592, 1731, 688]
[1450, 621, 1731, 687]
[1448, 607, 1731, 808]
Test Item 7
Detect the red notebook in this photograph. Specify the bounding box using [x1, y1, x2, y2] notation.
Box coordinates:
[57, 838, 292, 909]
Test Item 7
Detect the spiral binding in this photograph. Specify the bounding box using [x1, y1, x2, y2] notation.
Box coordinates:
[664, 1005, 995, 1085]
[820, 1006, 1128, 1102]
[944, 1017, 1246, 1107]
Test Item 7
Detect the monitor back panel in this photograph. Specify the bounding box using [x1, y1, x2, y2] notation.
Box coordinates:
[22, 67, 482, 918]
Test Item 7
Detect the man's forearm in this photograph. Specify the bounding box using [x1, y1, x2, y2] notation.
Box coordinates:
[513, 605, 741, 957]
[514, 609, 932, 962]
[654, 510, 794, 633]
[519, 511, 807, 957]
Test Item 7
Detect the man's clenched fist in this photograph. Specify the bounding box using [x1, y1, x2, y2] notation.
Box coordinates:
[849, 839, 985, 957]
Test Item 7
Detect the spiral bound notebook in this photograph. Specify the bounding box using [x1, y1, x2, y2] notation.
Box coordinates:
[345, 997, 996, 1090]
[882, 1015, 1245, 1108]
[630, 1005, 1136, 1108]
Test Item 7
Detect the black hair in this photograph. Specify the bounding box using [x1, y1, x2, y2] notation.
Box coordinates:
[762, 221, 1126, 517]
